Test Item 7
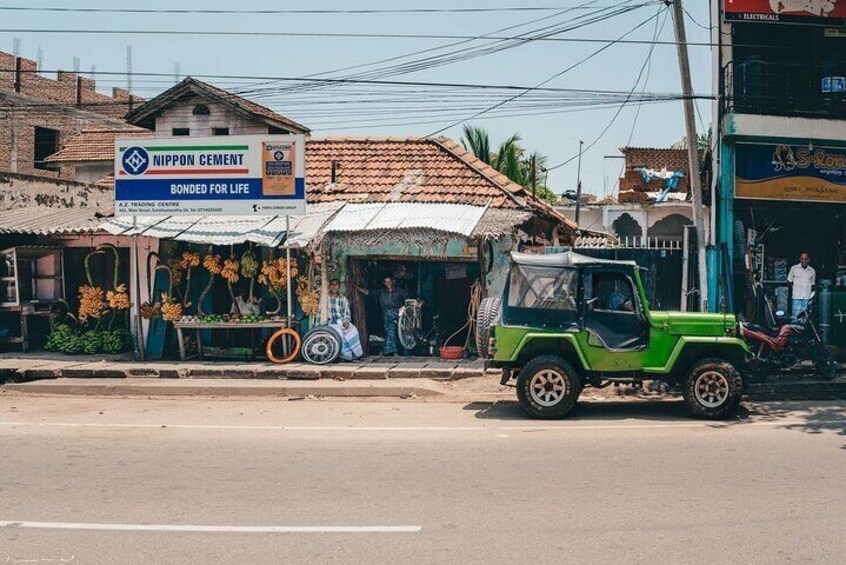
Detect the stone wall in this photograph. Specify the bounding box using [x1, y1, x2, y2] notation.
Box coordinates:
[0, 171, 113, 210]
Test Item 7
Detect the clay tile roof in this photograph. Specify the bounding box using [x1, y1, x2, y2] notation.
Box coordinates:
[44, 128, 155, 163]
[125, 77, 310, 135]
[306, 136, 581, 231]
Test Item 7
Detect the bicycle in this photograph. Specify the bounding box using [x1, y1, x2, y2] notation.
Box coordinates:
[397, 299, 441, 354]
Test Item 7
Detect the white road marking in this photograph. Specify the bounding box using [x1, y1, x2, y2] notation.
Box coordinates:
[0, 521, 421, 534]
[0, 419, 841, 432]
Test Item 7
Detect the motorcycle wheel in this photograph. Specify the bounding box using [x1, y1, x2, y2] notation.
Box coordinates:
[814, 343, 837, 381]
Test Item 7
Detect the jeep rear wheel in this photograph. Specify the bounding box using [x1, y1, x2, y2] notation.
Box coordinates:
[516, 355, 581, 419]
[682, 358, 743, 420]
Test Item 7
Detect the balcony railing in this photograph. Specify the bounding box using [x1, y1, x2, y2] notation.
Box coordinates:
[724, 59, 846, 120]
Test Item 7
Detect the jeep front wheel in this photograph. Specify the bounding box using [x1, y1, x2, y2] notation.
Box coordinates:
[682, 358, 743, 420]
[516, 355, 581, 419]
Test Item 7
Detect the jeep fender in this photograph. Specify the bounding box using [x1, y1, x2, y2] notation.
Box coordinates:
[650, 337, 751, 380]
[509, 332, 590, 371]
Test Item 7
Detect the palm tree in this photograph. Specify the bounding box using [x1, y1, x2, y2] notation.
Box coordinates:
[671, 126, 713, 151]
[460, 125, 558, 204]
[461, 125, 493, 165]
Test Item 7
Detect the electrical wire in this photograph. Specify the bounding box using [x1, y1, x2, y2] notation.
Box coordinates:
[0, 4, 633, 15]
[425, 7, 665, 137]
[546, 5, 671, 172]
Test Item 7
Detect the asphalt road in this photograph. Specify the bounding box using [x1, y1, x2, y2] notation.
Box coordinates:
[1, 395, 844, 565]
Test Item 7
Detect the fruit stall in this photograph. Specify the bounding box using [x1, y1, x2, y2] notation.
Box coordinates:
[137, 242, 317, 361]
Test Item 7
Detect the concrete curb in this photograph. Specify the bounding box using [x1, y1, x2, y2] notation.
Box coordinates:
[1, 380, 443, 399]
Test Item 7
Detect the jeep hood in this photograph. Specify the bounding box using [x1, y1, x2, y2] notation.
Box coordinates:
[650, 311, 737, 337]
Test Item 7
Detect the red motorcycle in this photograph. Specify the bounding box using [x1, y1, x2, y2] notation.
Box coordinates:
[740, 299, 836, 381]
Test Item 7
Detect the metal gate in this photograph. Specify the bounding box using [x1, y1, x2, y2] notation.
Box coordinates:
[572, 238, 686, 311]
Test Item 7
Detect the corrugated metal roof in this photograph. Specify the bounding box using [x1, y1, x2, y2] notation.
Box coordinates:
[0, 207, 110, 235]
[101, 202, 343, 248]
[323, 202, 486, 237]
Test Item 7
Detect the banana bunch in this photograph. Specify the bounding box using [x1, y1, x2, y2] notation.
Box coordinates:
[140, 301, 161, 320]
[203, 253, 222, 274]
[258, 258, 298, 290]
[161, 293, 183, 322]
[221, 258, 240, 284]
[106, 283, 130, 310]
[62, 333, 85, 355]
[101, 328, 131, 354]
[167, 258, 184, 287]
[241, 252, 259, 279]
[82, 330, 103, 354]
[44, 323, 75, 352]
[297, 275, 319, 316]
[78, 285, 105, 321]
[180, 251, 201, 270]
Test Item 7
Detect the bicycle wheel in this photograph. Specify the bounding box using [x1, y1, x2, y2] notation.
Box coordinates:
[266, 328, 302, 364]
[397, 306, 418, 351]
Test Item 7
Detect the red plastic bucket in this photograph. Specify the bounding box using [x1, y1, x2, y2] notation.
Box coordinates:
[439, 346, 465, 360]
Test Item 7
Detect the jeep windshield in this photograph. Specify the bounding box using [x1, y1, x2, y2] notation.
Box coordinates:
[504, 264, 579, 328]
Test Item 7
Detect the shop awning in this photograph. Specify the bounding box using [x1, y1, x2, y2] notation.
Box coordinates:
[100, 202, 343, 248]
[322, 202, 488, 237]
[0, 207, 110, 235]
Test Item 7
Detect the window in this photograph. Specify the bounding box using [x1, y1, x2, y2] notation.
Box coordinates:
[172, 128, 190, 136]
[192, 104, 210, 116]
[508, 266, 578, 311]
[34, 127, 59, 170]
[268, 126, 288, 134]
[588, 272, 635, 312]
[212, 127, 229, 136]
[505, 265, 579, 328]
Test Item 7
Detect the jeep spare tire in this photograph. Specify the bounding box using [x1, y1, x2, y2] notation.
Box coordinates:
[682, 358, 743, 420]
[475, 297, 501, 358]
[516, 355, 581, 419]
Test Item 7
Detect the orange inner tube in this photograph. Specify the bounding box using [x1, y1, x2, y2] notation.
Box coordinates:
[266, 328, 301, 364]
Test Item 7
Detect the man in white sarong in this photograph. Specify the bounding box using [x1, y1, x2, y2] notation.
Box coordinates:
[325, 278, 363, 360]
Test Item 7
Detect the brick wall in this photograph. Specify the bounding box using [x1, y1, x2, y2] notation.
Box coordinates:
[616, 148, 709, 205]
[0, 51, 141, 179]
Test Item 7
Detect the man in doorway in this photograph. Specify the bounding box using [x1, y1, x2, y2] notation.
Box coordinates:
[787, 252, 815, 317]
[354, 276, 408, 356]
[325, 278, 362, 361]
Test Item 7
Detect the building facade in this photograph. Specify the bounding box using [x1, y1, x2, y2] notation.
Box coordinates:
[0, 51, 136, 179]
[711, 1, 846, 317]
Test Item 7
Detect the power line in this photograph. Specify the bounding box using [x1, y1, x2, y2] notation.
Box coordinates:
[547, 5, 671, 172]
[425, 7, 665, 137]
[236, 0, 626, 98]
[0, 4, 635, 15]
[0, 27, 796, 51]
[3, 68, 716, 98]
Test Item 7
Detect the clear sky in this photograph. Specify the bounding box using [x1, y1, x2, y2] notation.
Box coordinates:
[3, 0, 713, 197]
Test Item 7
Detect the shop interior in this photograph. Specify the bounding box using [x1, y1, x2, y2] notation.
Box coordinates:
[347, 258, 481, 356]
[732, 200, 846, 323]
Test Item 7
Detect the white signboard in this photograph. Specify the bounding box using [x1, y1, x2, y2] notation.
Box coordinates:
[114, 135, 306, 216]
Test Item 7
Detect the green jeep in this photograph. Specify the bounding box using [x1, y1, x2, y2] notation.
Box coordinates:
[478, 252, 751, 420]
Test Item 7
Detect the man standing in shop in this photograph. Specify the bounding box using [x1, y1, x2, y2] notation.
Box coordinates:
[787, 252, 815, 317]
[354, 276, 408, 356]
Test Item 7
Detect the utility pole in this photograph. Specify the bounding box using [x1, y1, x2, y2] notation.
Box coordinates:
[670, 0, 708, 310]
[575, 139, 584, 226]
